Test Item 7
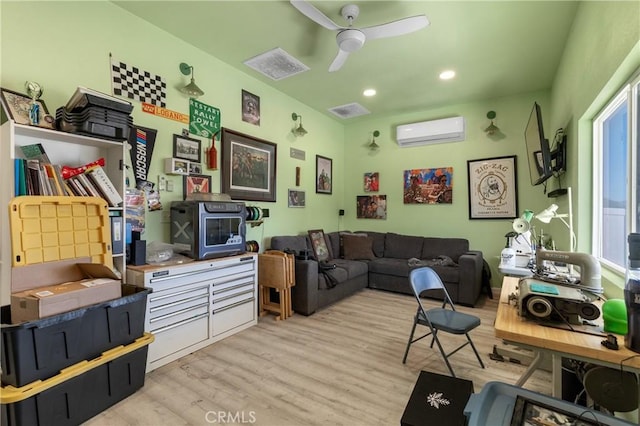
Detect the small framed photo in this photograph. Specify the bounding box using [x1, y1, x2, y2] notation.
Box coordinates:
[316, 155, 332, 194]
[173, 134, 202, 163]
[364, 172, 379, 192]
[0, 87, 54, 129]
[164, 158, 190, 175]
[241, 90, 260, 126]
[288, 189, 305, 208]
[183, 174, 212, 200]
[189, 162, 203, 175]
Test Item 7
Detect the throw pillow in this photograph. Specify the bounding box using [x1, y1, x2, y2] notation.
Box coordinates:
[339, 231, 367, 258]
[342, 234, 375, 260]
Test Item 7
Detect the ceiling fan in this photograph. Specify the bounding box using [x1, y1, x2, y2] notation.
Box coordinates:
[290, 0, 430, 72]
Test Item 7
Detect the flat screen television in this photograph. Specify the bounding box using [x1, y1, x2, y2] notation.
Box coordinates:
[524, 102, 553, 185]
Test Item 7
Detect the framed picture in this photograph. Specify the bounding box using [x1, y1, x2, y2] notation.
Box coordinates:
[467, 155, 518, 219]
[221, 127, 277, 202]
[316, 155, 332, 194]
[189, 162, 203, 174]
[241, 89, 260, 126]
[308, 229, 330, 262]
[0, 87, 54, 129]
[403, 167, 453, 204]
[173, 134, 202, 163]
[183, 174, 212, 200]
[509, 395, 598, 426]
[364, 172, 379, 192]
[288, 189, 306, 208]
[164, 158, 190, 175]
[357, 195, 387, 219]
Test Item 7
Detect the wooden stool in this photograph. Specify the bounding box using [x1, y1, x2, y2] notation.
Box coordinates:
[258, 251, 295, 320]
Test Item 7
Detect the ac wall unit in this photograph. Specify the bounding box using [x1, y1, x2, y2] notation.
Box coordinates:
[396, 116, 465, 147]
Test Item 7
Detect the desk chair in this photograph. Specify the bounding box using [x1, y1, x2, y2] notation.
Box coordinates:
[402, 267, 485, 377]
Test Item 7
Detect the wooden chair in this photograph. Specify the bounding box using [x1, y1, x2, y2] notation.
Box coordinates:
[258, 250, 295, 320]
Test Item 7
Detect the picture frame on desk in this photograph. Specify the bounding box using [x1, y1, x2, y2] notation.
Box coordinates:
[0, 87, 54, 129]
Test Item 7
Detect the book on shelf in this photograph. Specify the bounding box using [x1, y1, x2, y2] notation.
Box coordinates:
[86, 165, 123, 207]
[20, 143, 51, 164]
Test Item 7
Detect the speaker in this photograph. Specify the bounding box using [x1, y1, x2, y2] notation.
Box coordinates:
[339, 209, 345, 216]
[128, 239, 146, 266]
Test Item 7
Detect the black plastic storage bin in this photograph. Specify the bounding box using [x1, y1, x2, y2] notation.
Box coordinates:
[1, 334, 152, 426]
[1, 284, 150, 388]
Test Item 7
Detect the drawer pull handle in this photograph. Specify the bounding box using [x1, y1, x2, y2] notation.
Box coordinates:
[149, 294, 209, 313]
[149, 286, 209, 303]
[212, 281, 253, 295]
[212, 297, 255, 314]
[150, 302, 209, 322]
[152, 312, 209, 334]
[212, 289, 254, 304]
[149, 268, 215, 283]
[212, 272, 255, 286]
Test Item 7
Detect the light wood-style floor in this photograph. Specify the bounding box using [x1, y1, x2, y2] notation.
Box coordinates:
[86, 289, 551, 426]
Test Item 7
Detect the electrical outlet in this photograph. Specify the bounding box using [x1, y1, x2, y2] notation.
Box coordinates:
[166, 181, 174, 192]
[158, 175, 166, 191]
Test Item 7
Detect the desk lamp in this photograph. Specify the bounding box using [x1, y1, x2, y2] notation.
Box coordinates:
[535, 187, 575, 252]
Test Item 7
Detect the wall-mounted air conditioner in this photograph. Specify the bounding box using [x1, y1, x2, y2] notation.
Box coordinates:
[396, 116, 465, 147]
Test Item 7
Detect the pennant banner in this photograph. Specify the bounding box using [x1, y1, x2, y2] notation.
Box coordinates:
[189, 98, 220, 138]
[128, 125, 157, 185]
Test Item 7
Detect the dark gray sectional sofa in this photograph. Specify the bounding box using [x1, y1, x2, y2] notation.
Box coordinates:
[269, 231, 484, 315]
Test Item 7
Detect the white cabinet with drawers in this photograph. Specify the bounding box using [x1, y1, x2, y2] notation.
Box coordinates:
[126, 254, 257, 371]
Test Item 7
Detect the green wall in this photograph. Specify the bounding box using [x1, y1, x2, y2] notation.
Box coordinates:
[2, 1, 639, 291]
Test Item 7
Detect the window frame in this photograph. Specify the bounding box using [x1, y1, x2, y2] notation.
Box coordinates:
[592, 72, 640, 273]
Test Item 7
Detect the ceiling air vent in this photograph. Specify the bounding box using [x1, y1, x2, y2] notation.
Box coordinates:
[243, 47, 309, 81]
[328, 103, 370, 119]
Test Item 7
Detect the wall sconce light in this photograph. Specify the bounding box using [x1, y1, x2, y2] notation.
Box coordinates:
[369, 130, 380, 150]
[291, 112, 308, 137]
[535, 187, 575, 252]
[179, 62, 204, 97]
[484, 111, 500, 135]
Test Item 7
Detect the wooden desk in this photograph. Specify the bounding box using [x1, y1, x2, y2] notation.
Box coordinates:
[495, 277, 640, 397]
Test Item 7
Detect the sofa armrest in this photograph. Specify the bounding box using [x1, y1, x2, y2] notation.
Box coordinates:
[291, 259, 319, 315]
[457, 250, 483, 306]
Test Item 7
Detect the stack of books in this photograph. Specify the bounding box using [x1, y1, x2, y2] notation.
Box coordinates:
[15, 143, 123, 207]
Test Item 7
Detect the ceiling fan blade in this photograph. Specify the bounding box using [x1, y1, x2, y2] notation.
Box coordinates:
[290, 0, 344, 31]
[328, 49, 350, 72]
[361, 15, 430, 41]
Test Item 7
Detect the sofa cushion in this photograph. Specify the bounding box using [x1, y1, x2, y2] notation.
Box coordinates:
[318, 266, 348, 290]
[368, 257, 412, 276]
[384, 233, 424, 259]
[327, 232, 342, 259]
[357, 231, 386, 258]
[333, 259, 369, 279]
[342, 235, 375, 260]
[270, 235, 308, 255]
[421, 238, 469, 262]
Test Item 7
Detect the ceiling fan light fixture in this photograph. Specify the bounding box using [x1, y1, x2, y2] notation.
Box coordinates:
[292, 112, 308, 137]
[179, 62, 204, 97]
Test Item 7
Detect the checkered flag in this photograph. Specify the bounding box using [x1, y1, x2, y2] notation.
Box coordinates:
[111, 58, 167, 108]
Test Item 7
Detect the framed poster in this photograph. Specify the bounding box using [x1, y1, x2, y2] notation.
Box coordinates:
[467, 155, 518, 219]
[356, 195, 387, 219]
[364, 172, 379, 192]
[173, 134, 202, 163]
[288, 189, 305, 207]
[316, 155, 332, 194]
[221, 127, 277, 202]
[182, 174, 212, 200]
[0, 87, 54, 129]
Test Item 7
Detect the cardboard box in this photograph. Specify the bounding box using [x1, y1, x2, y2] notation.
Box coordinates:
[10, 263, 121, 324]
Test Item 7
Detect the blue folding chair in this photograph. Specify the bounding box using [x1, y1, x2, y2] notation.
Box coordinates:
[402, 267, 485, 377]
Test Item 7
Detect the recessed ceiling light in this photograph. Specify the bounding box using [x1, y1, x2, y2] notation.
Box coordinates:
[439, 70, 456, 80]
[363, 88, 376, 97]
